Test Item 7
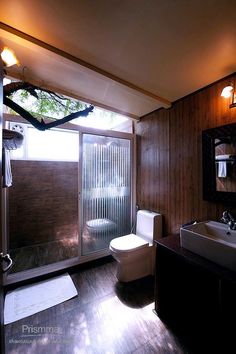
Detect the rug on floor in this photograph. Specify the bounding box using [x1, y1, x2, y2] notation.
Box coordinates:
[4, 273, 78, 324]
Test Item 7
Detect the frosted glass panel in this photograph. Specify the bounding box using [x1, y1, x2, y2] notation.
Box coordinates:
[81, 134, 131, 255]
[9, 122, 78, 161]
[27, 128, 78, 161]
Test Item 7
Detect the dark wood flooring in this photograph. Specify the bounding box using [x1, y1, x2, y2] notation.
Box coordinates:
[5, 259, 186, 354]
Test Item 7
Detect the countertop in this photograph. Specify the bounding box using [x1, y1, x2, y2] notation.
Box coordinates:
[155, 235, 236, 283]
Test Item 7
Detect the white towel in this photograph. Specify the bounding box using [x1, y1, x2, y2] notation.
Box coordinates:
[2, 148, 12, 187]
[218, 161, 227, 178]
[215, 154, 232, 161]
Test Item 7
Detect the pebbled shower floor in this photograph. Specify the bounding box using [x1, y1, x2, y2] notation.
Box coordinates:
[9, 230, 115, 273]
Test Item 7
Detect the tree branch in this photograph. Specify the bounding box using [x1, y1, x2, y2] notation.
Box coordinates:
[4, 96, 46, 130]
[42, 105, 94, 129]
[43, 91, 69, 110]
[4, 82, 35, 97]
[4, 96, 94, 131]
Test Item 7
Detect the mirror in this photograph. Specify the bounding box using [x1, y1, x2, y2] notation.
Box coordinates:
[202, 122, 236, 203]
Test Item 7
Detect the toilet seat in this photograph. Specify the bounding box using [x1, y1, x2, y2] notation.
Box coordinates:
[109, 234, 149, 253]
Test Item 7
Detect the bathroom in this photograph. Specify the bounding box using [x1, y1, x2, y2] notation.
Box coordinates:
[1, 2, 236, 353]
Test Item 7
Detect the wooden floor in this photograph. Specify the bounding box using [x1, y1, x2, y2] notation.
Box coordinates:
[5, 259, 186, 354]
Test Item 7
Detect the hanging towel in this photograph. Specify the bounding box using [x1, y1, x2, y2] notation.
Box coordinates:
[215, 154, 232, 160]
[218, 161, 227, 178]
[2, 148, 12, 187]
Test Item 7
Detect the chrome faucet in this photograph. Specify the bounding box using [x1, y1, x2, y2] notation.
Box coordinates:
[221, 211, 236, 230]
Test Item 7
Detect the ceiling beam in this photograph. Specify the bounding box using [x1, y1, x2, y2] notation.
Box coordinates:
[0, 22, 171, 108]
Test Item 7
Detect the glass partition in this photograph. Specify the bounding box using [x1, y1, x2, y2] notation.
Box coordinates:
[81, 134, 131, 255]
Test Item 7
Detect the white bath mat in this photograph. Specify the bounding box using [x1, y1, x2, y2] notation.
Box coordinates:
[4, 273, 78, 324]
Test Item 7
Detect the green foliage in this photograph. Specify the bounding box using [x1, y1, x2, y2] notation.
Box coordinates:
[9, 89, 86, 120]
[6, 85, 128, 130]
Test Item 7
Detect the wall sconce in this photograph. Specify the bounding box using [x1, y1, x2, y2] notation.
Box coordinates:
[1, 47, 19, 67]
[3, 77, 11, 86]
[221, 82, 236, 108]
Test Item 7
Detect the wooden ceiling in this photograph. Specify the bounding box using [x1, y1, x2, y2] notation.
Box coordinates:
[0, 0, 236, 118]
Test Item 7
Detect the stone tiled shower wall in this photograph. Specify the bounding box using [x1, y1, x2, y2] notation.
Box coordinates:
[9, 160, 78, 249]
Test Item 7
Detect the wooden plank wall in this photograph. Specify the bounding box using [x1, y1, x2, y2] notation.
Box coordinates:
[136, 109, 170, 235]
[136, 73, 236, 235]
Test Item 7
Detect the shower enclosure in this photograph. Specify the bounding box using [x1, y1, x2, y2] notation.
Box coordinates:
[4, 119, 135, 281]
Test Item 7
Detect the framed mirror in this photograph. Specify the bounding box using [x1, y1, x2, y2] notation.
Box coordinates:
[202, 122, 236, 203]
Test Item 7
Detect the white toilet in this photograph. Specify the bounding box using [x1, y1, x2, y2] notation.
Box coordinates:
[109, 210, 162, 282]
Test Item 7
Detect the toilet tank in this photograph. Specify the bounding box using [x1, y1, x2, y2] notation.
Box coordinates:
[136, 210, 162, 243]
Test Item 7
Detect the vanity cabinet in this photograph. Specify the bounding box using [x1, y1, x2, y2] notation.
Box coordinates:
[154, 236, 236, 348]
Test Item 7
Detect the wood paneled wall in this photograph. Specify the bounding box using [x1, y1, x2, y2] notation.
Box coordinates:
[136, 74, 236, 235]
[9, 161, 78, 249]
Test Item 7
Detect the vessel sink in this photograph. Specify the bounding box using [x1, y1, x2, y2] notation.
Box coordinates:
[180, 221, 236, 272]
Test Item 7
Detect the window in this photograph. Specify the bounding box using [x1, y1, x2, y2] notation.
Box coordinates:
[9, 122, 79, 162]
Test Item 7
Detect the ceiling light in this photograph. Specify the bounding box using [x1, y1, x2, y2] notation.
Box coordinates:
[1, 47, 19, 67]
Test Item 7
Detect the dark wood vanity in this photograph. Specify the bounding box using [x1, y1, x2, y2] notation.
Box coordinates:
[155, 236, 236, 350]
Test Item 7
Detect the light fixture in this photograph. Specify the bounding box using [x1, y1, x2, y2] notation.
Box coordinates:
[221, 85, 233, 98]
[221, 82, 236, 108]
[3, 77, 11, 86]
[1, 47, 19, 67]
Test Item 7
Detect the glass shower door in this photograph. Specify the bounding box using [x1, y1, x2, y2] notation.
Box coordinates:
[80, 133, 132, 256]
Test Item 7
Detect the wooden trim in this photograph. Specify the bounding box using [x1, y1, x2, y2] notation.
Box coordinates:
[3, 113, 135, 138]
[0, 22, 171, 108]
[74, 124, 135, 139]
[5, 71, 140, 120]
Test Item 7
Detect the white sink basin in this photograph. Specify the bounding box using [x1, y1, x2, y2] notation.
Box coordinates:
[180, 221, 236, 272]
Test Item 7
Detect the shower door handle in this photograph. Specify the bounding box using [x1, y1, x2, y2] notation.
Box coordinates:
[0, 253, 13, 273]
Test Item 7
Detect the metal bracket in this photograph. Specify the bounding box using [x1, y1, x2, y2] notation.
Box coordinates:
[0, 252, 13, 273]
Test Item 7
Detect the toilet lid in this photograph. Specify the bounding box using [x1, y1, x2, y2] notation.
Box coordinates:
[110, 234, 149, 253]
